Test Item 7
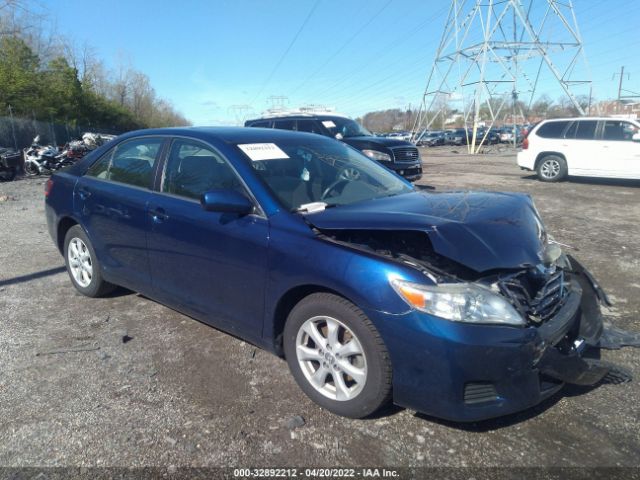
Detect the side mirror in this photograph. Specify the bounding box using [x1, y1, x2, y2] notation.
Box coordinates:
[200, 189, 254, 215]
[335, 133, 344, 140]
[633, 133, 640, 142]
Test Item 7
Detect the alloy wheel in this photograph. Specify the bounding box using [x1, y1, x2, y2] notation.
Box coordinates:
[540, 159, 561, 179]
[67, 237, 93, 288]
[295, 316, 367, 401]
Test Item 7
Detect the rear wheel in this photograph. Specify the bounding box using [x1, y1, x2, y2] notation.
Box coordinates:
[537, 155, 567, 182]
[64, 225, 116, 297]
[283, 293, 392, 418]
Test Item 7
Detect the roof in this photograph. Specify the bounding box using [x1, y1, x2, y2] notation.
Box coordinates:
[540, 116, 640, 122]
[117, 126, 326, 144]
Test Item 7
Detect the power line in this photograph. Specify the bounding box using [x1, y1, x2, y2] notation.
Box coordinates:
[289, 0, 393, 96]
[250, 0, 321, 106]
[304, 5, 448, 102]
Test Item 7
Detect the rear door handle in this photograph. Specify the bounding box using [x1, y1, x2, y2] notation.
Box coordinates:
[149, 207, 169, 223]
[77, 187, 91, 199]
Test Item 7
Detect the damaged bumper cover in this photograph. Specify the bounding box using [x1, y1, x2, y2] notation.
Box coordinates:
[365, 257, 637, 422]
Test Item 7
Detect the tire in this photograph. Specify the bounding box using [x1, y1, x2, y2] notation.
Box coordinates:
[0, 167, 16, 182]
[24, 161, 40, 176]
[63, 225, 116, 297]
[536, 154, 567, 182]
[283, 293, 392, 418]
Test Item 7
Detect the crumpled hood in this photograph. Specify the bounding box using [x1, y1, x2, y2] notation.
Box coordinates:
[305, 191, 547, 272]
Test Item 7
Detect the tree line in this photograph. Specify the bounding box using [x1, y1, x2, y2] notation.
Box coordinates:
[357, 94, 596, 133]
[0, 1, 189, 137]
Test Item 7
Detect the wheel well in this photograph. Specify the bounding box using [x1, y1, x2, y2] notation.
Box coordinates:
[534, 152, 566, 170]
[56, 217, 78, 253]
[271, 285, 343, 356]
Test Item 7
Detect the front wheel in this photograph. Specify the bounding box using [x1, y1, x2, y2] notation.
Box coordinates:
[24, 161, 40, 176]
[283, 293, 392, 418]
[64, 225, 116, 297]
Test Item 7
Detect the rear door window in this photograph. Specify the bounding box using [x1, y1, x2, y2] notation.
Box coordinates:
[85, 138, 163, 188]
[536, 121, 570, 138]
[250, 120, 271, 128]
[108, 139, 163, 188]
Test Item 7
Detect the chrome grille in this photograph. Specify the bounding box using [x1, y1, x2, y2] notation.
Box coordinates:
[499, 269, 568, 323]
[391, 147, 420, 163]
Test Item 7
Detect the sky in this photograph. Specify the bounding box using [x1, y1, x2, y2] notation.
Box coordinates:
[41, 0, 640, 125]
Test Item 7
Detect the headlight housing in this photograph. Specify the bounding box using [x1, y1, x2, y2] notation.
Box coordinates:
[362, 149, 392, 162]
[390, 279, 525, 326]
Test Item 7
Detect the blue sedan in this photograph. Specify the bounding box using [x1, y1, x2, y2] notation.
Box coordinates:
[45, 127, 631, 421]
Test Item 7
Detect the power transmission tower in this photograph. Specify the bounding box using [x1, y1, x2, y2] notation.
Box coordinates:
[228, 105, 253, 126]
[412, 0, 592, 152]
[266, 96, 290, 114]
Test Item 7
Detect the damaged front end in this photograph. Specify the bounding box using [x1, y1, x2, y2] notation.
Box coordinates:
[313, 226, 638, 389]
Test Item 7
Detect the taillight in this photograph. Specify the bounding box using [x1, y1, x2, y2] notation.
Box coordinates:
[44, 178, 54, 197]
[522, 137, 529, 149]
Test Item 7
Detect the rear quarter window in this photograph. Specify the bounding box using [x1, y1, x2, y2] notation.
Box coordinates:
[536, 121, 570, 139]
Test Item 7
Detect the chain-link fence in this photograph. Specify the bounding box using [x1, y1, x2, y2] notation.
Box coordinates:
[0, 115, 122, 150]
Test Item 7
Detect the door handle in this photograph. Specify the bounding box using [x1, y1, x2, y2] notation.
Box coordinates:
[149, 207, 169, 223]
[77, 187, 91, 199]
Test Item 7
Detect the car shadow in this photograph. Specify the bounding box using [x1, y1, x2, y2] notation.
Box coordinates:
[103, 286, 134, 298]
[0, 266, 66, 287]
[520, 174, 640, 187]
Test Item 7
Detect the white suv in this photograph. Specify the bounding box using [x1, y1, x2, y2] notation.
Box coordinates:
[517, 117, 640, 181]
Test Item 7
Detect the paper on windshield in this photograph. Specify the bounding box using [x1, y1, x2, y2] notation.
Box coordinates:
[322, 120, 336, 129]
[238, 143, 289, 161]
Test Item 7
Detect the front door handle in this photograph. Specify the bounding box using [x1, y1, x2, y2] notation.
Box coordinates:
[149, 207, 169, 223]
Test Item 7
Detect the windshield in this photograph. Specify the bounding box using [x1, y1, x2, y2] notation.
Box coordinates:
[236, 137, 413, 211]
[320, 117, 372, 138]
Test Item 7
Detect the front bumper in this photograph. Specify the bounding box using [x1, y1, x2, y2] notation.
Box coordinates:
[387, 162, 422, 181]
[365, 270, 609, 422]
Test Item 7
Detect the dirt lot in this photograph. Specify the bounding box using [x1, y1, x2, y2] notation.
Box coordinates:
[1, 148, 639, 469]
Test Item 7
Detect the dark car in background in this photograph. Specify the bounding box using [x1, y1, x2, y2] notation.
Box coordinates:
[44, 126, 634, 422]
[416, 131, 445, 147]
[245, 114, 422, 181]
[444, 128, 469, 146]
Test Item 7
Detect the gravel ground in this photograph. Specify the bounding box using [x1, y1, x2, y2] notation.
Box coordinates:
[0, 148, 639, 470]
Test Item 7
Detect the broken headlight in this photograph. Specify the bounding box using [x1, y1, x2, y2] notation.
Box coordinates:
[390, 279, 525, 326]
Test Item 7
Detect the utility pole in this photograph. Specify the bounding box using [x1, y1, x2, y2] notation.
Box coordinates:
[412, 0, 592, 153]
[613, 66, 629, 113]
[617, 66, 625, 104]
